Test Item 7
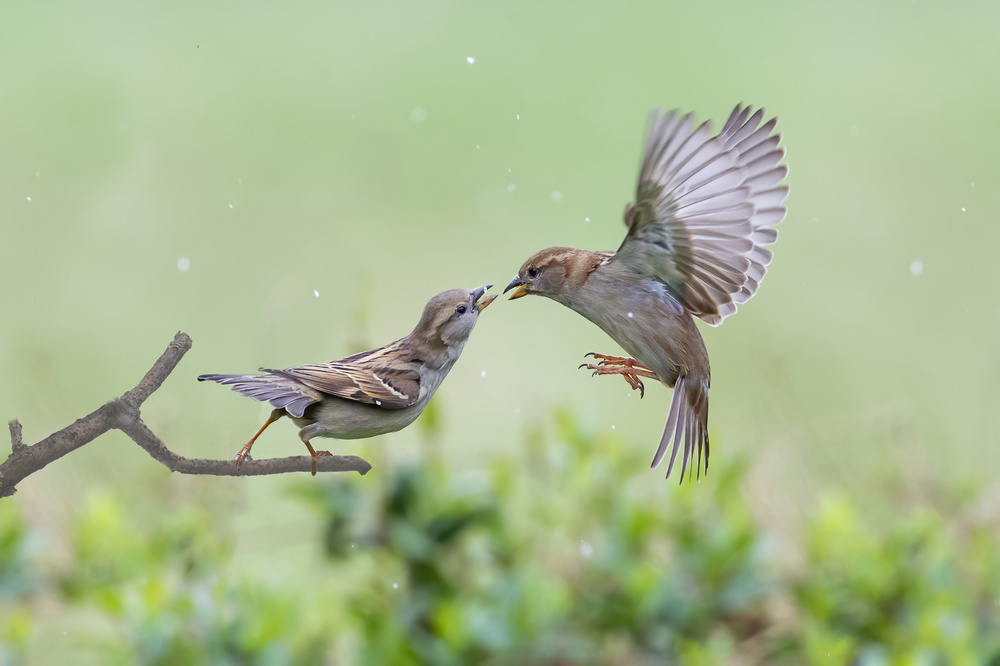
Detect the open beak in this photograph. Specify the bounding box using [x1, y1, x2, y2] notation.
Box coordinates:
[473, 285, 496, 312]
[504, 276, 530, 300]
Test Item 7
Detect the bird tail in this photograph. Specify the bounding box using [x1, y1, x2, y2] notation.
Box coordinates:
[197, 372, 320, 419]
[649, 377, 709, 482]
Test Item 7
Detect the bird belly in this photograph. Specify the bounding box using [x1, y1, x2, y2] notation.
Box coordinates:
[570, 276, 707, 386]
[594, 309, 678, 382]
[291, 399, 423, 440]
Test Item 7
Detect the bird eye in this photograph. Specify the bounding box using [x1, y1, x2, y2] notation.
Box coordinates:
[456, 305, 467, 315]
[527, 267, 539, 278]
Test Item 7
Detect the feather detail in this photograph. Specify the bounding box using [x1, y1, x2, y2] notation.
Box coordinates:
[198, 338, 423, 414]
[650, 377, 710, 482]
[612, 104, 789, 325]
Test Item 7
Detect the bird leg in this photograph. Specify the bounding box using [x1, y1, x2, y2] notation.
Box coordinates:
[301, 437, 332, 476]
[235, 408, 286, 472]
[579, 353, 658, 398]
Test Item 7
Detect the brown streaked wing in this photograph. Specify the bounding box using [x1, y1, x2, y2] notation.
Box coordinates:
[270, 342, 420, 409]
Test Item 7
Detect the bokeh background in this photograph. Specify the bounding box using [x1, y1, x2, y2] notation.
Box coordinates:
[2, 0, 999, 663]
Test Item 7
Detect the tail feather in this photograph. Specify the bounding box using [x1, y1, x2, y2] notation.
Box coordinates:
[197, 372, 322, 419]
[666, 400, 688, 479]
[650, 377, 710, 483]
[650, 384, 683, 469]
[680, 409, 695, 481]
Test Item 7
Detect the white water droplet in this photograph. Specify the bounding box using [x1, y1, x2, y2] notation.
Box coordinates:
[228, 203, 233, 209]
[314, 290, 320, 297]
[177, 257, 191, 272]
[466, 56, 475, 64]
[579, 540, 594, 558]
[475, 145, 480, 150]
[627, 312, 634, 318]
[507, 183, 516, 193]
[392, 582, 398, 589]
[611, 425, 615, 430]
[480, 370, 487, 378]
[410, 107, 427, 123]
[375, 400, 382, 406]
[961, 207, 966, 212]
[585, 217, 591, 222]
[516, 114, 520, 120]
[551, 191, 563, 202]
[910, 260, 923, 275]
[26, 196, 31, 201]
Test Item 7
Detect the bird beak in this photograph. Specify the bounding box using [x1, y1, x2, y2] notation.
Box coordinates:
[504, 276, 529, 300]
[473, 285, 496, 312]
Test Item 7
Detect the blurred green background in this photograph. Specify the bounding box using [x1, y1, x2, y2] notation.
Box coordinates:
[2, 0, 999, 662]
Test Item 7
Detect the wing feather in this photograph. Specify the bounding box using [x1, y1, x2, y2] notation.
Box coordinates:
[272, 360, 419, 409]
[198, 340, 422, 415]
[197, 372, 325, 418]
[612, 104, 789, 324]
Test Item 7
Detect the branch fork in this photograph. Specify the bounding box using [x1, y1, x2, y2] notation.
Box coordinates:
[2, 332, 371, 498]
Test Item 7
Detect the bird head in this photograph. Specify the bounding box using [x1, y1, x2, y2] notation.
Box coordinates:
[413, 285, 495, 350]
[504, 246, 592, 302]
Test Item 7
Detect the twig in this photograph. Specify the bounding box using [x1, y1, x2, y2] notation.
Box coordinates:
[1, 332, 371, 498]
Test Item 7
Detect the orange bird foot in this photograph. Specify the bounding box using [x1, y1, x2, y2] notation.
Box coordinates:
[234, 448, 253, 472]
[234, 408, 286, 474]
[578, 353, 658, 398]
[304, 442, 333, 476]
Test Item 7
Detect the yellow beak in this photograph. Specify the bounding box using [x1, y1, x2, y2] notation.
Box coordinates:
[472, 285, 496, 312]
[476, 294, 497, 311]
[504, 277, 530, 300]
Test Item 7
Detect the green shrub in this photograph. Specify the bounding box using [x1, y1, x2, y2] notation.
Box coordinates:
[2, 410, 998, 664]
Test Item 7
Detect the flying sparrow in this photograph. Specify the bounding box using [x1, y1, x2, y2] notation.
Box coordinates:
[198, 285, 496, 474]
[504, 104, 788, 481]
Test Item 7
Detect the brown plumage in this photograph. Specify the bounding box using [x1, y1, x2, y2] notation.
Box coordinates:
[504, 105, 788, 482]
[199, 286, 495, 474]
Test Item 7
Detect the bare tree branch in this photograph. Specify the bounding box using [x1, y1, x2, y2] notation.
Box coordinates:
[2, 332, 371, 498]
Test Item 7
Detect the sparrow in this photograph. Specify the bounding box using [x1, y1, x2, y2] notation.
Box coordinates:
[198, 285, 496, 474]
[504, 104, 788, 482]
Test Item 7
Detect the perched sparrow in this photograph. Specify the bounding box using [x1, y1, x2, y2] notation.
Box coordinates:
[198, 286, 496, 474]
[504, 105, 788, 481]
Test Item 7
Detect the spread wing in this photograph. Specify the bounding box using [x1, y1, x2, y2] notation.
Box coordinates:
[198, 339, 422, 417]
[612, 104, 788, 326]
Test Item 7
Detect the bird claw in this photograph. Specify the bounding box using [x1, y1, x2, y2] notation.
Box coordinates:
[580, 353, 656, 399]
[310, 450, 333, 476]
[234, 450, 253, 473]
